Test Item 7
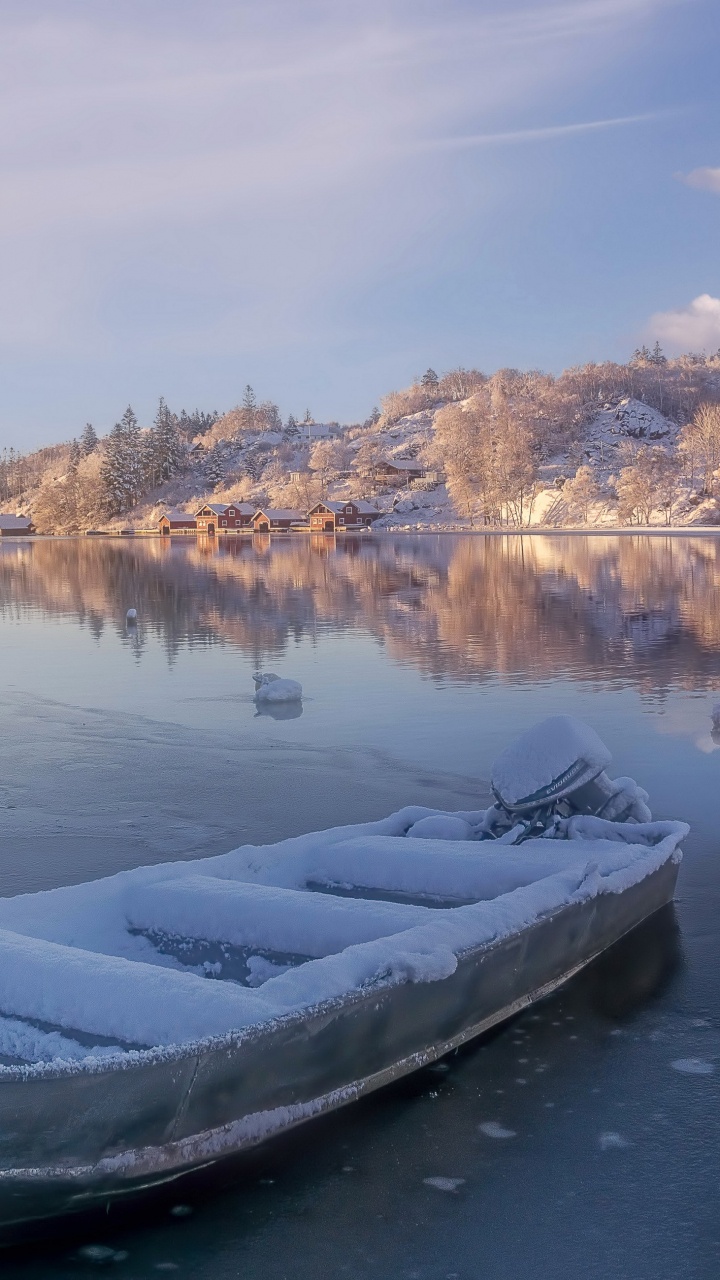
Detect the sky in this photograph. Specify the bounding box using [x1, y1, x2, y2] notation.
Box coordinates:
[0, 0, 719, 451]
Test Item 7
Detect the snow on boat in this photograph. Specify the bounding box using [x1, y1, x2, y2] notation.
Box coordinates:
[0, 717, 687, 1230]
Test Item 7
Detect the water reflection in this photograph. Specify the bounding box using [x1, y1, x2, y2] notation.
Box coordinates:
[583, 903, 683, 1018]
[2, 534, 720, 693]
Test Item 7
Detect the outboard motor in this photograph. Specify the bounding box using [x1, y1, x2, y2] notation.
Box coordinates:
[485, 715, 650, 842]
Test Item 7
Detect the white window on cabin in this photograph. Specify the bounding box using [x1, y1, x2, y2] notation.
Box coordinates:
[346, 506, 352, 514]
[228, 509, 234, 516]
[221, 519, 227, 526]
[338, 518, 344, 525]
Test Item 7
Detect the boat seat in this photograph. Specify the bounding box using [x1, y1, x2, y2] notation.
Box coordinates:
[125, 875, 434, 958]
[0, 928, 270, 1048]
[298, 836, 588, 903]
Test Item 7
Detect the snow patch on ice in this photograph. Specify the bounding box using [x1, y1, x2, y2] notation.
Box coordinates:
[671, 1058, 715, 1075]
[423, 1177, 465, 1192]
[478, 1121, 516, 1139]
[598, 1131, 631, 1150]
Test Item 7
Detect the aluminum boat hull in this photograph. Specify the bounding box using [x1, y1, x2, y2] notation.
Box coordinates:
[0, 855, 678, 1232]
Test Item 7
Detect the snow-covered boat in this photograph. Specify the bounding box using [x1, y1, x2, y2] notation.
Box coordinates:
[0, 717, 686, 1230]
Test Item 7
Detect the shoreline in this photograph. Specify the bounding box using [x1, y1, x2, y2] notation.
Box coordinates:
[3, 525, 720, 542]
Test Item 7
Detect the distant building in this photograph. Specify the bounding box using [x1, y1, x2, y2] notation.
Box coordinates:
[377, 458, 424, 483]
[252, 508, 304, 533]
[158, 509, 197, 535]
[195, 502, 255, 534]
[308, 500, 381, 532]
[0, 514, 34, 535]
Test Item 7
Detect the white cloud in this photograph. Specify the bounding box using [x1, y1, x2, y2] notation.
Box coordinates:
[650, 294, 720, 353]
[677, 167, 720, 195]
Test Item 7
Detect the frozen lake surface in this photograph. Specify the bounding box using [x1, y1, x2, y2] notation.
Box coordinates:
[0, 532, 719, 1278]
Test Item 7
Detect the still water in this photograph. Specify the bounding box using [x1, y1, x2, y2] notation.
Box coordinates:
[0, 533, 719, 1278]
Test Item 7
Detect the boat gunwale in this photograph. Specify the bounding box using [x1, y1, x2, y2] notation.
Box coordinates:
[0, 860, 680, 1199]
[0, 834, 685, 1086]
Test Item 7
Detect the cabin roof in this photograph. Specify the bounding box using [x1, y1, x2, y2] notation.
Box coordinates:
[0, 513, 33, 531]
[253, 508, 304, 521]
[195, 501, 255, 517]
[383, 458, 422, 471]
[310, 500, 378, 516]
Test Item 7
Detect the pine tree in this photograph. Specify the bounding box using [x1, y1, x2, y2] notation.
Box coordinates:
[284, 413, 300, 439]
[303, 409, 313, 424]
[100, 423, 129, 515]
[238, 385, 258, 435]
[421, 368, 439, 389]
[67, 440, 82, 474]
[151, 398, 184, 484]
[100, 407, 143, 515]
[204, 447, 225, 488]
[80, 423, 98, 455]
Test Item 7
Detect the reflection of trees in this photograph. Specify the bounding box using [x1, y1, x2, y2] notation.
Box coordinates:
[2, 534, 720, 692]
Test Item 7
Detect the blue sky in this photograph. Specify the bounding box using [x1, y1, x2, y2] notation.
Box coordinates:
[0, 0, 719, 450]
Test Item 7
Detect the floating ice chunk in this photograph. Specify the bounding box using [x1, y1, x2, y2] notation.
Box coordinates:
[77, 1244, 128, 1264]
[671, 1058, 715, 1075]
[423, 1177, 465, 1192]
[598, 1132, 630, 1150]
[478, 1121, 516, 1139]
[126, 608, 137, 622]
[253, 673, 303, 703]
[406, 815, 473, 841]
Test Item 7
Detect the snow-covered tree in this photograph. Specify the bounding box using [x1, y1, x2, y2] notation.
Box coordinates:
[150, 398, 185, 484]
[204, 446, 225, 488]
[100, 406, 143, 515]
[353, 436, 385, 486]
[67, 439, 82, 474]
[80, 423, 98, 455]
[679, 403, 720, 494]
[562, 465, 600, 523]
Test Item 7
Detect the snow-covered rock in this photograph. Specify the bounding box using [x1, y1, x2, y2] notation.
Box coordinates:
[253, 673, 303, 703]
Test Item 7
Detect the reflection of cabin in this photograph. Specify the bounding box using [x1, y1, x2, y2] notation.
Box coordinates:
[0, 514, 34, 535]
[252, 508, 304, 533]
[308, 501, 380, 532]
[377, 458, 424, 483]
[195, 503, 254, 534]
[158, 509, 197, 535]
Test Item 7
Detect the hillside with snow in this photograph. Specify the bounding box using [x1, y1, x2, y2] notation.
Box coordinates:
[3, 352, 720, 532]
